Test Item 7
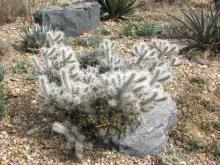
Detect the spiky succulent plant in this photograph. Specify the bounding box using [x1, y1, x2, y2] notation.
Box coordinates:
[170, 6, 220, 56]
[33, 35, 180, 159]
[97, 0, 136, 19]
[21, 25, 64, 52]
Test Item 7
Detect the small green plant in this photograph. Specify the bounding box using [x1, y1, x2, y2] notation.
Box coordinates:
[101, 28, 111, 35]
[189, 76, 207, 86]
[97, 0, 136, 19]
[87, 36, 101, 48]
[177, 95, 191, 109]
[187, 139, 204, 151]
[122, 21, 134, 37]
[21, 25, 51, 52]
[135, 23, 161, 37]
[199, 99, 219, 112]
[170, 6, 220, 56]
[201, 119, 220, 132]
[73, 36, 101, 48]
[12, 60, 30, 74]
[26, 74, 38, 81]
[78, 50, 104, 69]
[73, 37, 88, 47]
[210, 141, 220, 158]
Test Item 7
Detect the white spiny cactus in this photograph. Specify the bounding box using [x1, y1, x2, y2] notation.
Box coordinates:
[46, 30, 64, 47]
[33, 37, 180, 159]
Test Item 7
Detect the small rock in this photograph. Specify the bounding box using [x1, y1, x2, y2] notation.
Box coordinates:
[11, 88, 21, 97]
[217, 74, 220, 81]
[0, 153, 6, 160]
[27, 128, 38, 135]
[0, 131, 8, 138]
[13, 117, 21, 125]
[41, 126, 53, 137]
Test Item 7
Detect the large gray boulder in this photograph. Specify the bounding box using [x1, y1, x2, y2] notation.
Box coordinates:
[34, 2, 100, 36]
[112, 98, 179, 157]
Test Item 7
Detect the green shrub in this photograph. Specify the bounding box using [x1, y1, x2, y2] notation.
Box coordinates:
[135, 23, 161, 37]
[73, 37, 88, 47]
[212, 141, 220, 158]
[187, 139, 204, 151]
[73, 36, 101, 48]
[101, 28, 111, 35]
[97, 0, 136, 19]
[171, 6, 220, 56]
[78, 50, 104, 69]
[189, 76, 207, 86]
[12, 60, 30, 74]
[87, 36, 101, 48]
[122, 21, 134, 37]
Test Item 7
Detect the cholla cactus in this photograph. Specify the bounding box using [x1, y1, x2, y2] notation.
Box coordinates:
[21, 24, 64, 52]
[159, 143, 186, 165]
[33, 38, 180, 159]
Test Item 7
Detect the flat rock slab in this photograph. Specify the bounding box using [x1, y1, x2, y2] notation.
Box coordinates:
[112, 98, 179, 157]
[34, 2, 100, 36]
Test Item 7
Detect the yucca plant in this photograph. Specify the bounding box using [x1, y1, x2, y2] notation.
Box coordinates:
[97, 0, 136, 19]
[21, 25, 51, 52]
[170, 6, 220, 56]
[21, 24, 64, 52]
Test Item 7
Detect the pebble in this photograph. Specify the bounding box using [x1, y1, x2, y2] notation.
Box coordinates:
[41, 127, 53, 137]
[0, 153, 6, 160]
[27, 128, 38, 135]
[217, 74, 220, 81]
[0, 131, 8, 138]
[13, 117, 21, 125]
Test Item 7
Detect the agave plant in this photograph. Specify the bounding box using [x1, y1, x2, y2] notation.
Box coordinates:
[97, 0, 136, 19]
[21, 24, 64, 52]
[21, 25, 51, 52]
[170, 6, 220, 56]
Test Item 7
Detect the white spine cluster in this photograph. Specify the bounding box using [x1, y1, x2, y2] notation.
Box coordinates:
[33, 37, 180, 159]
